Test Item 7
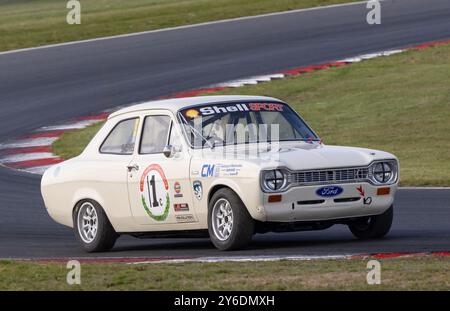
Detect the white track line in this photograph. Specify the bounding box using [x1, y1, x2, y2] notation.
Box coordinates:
[339, 56, 363, 63]
[215, 48, 408, 89]
[37, 120, 103, 131]
[0, 137, 57, 149]
[25, 165, 54, 175]
[0, 152, 56, 164]
[0, 1, 370, 56]
[382, 49, 405, 56]
[129, 254, 351, 264]
[214, 74, 286, 88]
[358, 52, 385, 60]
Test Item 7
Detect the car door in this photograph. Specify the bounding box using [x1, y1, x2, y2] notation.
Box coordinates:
[95, 116, 141, 227]
[127, 111, 197, 226]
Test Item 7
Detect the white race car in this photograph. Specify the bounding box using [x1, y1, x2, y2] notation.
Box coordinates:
[41, 95, 399, 252]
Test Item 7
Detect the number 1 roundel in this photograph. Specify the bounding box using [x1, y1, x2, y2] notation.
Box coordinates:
[139, 164, 170, 221]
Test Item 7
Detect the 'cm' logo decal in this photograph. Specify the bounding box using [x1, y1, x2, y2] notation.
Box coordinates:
[201, 164, 215, 177]
[140, 164, 170, 221]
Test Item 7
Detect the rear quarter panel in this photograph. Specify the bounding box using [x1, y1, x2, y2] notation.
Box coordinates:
[41, 157, 135, 231]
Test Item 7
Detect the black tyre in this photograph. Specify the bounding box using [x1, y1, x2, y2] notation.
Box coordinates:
[208, 188, 255, 251]
[73, 200, 118, 252]
[348, 205, 393, 239]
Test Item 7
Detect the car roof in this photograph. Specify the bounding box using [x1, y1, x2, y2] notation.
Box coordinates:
[108, 95, 283, 119]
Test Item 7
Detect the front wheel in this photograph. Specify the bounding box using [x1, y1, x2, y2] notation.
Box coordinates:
[208, 188, 254, 251]
[348, 205, 393, 239]
[74, 200, 118, 252]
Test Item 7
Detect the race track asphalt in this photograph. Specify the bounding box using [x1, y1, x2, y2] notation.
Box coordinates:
[0, 0, 449, 258]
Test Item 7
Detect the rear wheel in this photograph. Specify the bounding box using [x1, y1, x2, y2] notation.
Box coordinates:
[348, 205, 393, 239]
[74, 200, 118, 252]
[208, 188, 254, 251]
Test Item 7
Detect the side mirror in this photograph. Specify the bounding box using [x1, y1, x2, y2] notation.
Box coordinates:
[163, 144, 182, 158]
[163, 145, 174, 158]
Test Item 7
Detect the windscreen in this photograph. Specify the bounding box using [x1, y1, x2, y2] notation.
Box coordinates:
[178, 102, 318, 148]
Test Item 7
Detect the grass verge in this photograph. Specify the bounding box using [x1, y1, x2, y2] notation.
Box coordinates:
[0, 0, 358, 52]
[52, 122, 103, 160]
[53, 43, 450, 186]
[0, 256, 449, 290]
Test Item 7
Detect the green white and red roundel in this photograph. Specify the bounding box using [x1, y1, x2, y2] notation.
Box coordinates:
[139, 164, 170, 221]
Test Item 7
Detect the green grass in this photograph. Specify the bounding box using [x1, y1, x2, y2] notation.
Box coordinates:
[53, 43, 450, 186]
[0, 256, 449, 290]
[53, 122, 103, 160]
[0, 0, 358, 52]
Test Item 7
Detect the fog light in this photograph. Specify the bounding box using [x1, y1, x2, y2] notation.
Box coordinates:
[377, 187, 390, 195]
[268, 195, 282, 203]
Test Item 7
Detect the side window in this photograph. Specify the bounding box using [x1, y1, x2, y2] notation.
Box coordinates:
[139, 115, 171, 154]
[100, 118, 139, 154]
[168, 122, 182, 147]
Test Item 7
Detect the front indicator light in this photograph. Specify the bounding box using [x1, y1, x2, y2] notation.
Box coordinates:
[377, 187, 390, 195]
[268, 195, 282, 203]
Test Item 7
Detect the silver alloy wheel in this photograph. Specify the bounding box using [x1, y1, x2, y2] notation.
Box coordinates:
[211, 198, 234, 241]
[77, 202, 98, 244]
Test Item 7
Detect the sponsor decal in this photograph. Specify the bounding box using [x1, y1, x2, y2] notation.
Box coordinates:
[139, 164, 170, 221]
[174, 182, 181, 193]
[185, 109, 200, 119]
[217, 163, 242, 176]
[201, 164, 216, 177]
[316, 185, 343, 197]
[200, 163, 242, 177]
[248, 103, 284, 112]
[184, 102, 284, 118]
[175, 214, 196, 223]
[174, 203, 189, 212]
[193, 180, 203, 200]
[198, 104, 248, 116]
[174, 181, 183, 198]
[357, 185, 372, 205]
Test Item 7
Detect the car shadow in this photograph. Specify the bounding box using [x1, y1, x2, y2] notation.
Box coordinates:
[109, 231, 415, 255]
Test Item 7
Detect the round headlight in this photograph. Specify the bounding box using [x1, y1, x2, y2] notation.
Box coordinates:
[372, 162, 393, 184]
[263, 170, 287, 191]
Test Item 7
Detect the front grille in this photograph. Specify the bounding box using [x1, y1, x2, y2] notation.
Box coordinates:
[289, 167, 369, 186]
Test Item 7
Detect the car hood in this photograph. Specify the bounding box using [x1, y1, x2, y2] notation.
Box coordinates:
[204, 142, 397, 171]
[270, 144, 395, 170]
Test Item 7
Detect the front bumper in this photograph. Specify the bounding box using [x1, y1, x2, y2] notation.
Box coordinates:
[262, 182, 397, 222]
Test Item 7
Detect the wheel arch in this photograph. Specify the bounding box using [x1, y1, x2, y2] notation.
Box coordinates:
[208, 184, 230, 205]
[207, 179, 262, 220]
[71, 189, 108, 226]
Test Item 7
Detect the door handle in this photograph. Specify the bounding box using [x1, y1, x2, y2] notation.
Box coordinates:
[127, 164, 139, 172]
